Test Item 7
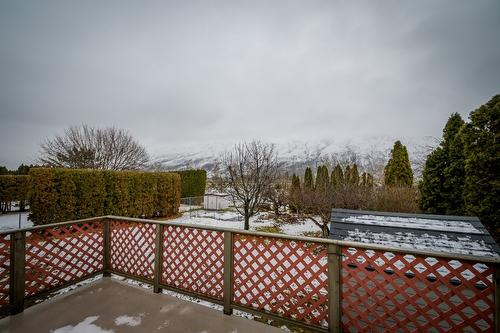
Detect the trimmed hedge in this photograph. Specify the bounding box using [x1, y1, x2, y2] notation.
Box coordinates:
[0, 175, 30, 212]
[29, 168, 180, 225]
[176, 169, 207, 198]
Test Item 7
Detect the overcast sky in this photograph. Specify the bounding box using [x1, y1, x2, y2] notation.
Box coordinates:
[1, 1, 499, 168]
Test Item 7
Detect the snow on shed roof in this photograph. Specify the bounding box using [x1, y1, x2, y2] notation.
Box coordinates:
[330, 209, 500, 257]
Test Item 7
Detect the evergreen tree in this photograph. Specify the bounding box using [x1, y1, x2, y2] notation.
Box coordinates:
[304, 167, 314, 190]
[442, 114, 466, 214]
[16, 164, 31, 175]
[462, 95, 500, 239]
[384, 141, 413, 187]
[291, 174, 301, 191]
[0, 166, 8, 175]
[315, 165, 329, 192]
[366, 173, 374, 187]
[419, 113, 466, 214]
[344, 165, 351, 185]
[330, 164, 344, 188]
[419, 147, 447, 214]
[348, 164, 360, 185]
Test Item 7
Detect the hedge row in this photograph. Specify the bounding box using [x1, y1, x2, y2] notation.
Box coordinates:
[0, 175, 30, 212]
[29, 168, 181, 225]
[176, 169, 207, 198]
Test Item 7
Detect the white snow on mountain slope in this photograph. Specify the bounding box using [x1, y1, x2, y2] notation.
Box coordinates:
[150, 136, 437, 178]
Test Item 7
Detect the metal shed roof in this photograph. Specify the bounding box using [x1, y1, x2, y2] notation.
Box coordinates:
[330, 209, 500, 257]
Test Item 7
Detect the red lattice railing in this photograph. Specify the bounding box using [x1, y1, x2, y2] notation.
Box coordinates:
[0, 234, 10, 310]
[233, 234, 329, 328]
[1, 216, 498, 333]
[24, 221, 104, 297]
[109, 220, 156, 280]
[161, 226, 224, 300]
[342, 247, 495, 332]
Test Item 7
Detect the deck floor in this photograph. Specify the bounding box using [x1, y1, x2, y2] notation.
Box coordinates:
[0, 278, 283, 333]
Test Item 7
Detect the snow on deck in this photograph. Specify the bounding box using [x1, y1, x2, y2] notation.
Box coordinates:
[341, 214, 481, 234]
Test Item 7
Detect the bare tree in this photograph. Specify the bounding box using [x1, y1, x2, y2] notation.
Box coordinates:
[290, 187, 334, 238]
[40, 125, 149, 170]
[263, 175, 290, 217]
[217, 141, 279, 230]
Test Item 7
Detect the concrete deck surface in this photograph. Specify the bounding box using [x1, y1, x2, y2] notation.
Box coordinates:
[0, 278, 283, 333]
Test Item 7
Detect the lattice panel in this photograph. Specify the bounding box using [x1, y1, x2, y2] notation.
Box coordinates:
[110, 220, 156, 280]
[341, 247, 495, 332]
[25, 221, 104, 297]
[161, 226, 224, 300]
[233, 234, 328, 327]
[0, 234, 10, 309]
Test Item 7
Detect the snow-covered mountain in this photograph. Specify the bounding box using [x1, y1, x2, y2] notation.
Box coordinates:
[150, 136, 438, 179]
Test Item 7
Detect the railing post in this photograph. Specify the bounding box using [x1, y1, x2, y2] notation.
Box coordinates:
[103, 219, 111, 277]
[153, 224, 164, 293]
[10, 231, 26, 314]
[495, 265, 499, 333]
[223, 230, 234, 315]
[328, 244, 342, 333]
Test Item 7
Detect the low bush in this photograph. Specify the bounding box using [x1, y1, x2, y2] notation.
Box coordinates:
[368, 186, 420, 213]
[29, 168, 180, 225]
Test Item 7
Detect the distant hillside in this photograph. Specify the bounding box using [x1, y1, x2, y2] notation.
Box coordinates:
[150, 136, 437, 180]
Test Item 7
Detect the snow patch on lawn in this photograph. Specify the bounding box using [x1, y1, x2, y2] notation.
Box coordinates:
[171, 210, 319, 237]
[51, 316, 112, 333]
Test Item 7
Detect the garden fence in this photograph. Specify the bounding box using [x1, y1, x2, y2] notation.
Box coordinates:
[0, 216, 498, 332]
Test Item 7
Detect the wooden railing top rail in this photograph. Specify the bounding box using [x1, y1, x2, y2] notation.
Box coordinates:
[2, 215, 499, 265]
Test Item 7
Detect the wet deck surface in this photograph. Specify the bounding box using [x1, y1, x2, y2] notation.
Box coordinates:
[0, 278, 283, 333]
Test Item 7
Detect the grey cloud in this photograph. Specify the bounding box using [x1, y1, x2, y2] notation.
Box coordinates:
[1, 0, 499, 168]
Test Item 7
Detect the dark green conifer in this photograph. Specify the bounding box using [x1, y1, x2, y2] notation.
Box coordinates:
[349, 164, 360, 185]
[384, 141, 413, 187]
[462, 95, 500, 239]
[291, 174, 301, 191]
[419, 113, 466, 214]
[315, 165, 329, 192]
[304, 167, 313, 190]
[330, 164, 344, 188]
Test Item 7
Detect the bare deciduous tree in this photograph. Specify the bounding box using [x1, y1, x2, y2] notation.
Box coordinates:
[40, 125, 149, 170]
[217, 141, 279, 230]
[263, 175, 290, 217]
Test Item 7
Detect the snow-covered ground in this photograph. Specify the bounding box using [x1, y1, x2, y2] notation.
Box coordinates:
[0, 212, 33, 231]
[0, 209, 322, 238]
[171, 210, 320, 237]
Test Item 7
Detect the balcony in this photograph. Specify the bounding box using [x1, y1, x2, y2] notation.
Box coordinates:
[0, 216, 498, 332]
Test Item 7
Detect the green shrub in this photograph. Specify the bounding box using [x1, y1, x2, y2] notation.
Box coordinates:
[176, 169, 207, 198]
[0, 175, 30, 212]
[29, 168, 180, 224]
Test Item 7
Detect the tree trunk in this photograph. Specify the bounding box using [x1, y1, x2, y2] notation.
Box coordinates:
[244, 204, 250, 230]
[244, 215, 250, 230]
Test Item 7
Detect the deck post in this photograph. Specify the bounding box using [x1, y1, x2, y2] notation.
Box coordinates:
[153, 223, 164, 293]
[10, 231, 26, 314]
[328, 244, 342, 333]
[495, 265, 500, 333]
[103, 219, 111, 277]
[223, 231, 234, 315]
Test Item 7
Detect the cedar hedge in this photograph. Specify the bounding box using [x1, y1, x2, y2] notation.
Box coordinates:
[0, 175, 30, 212]
[176, 169, 207, 198]
[29, 168, 180, 225]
